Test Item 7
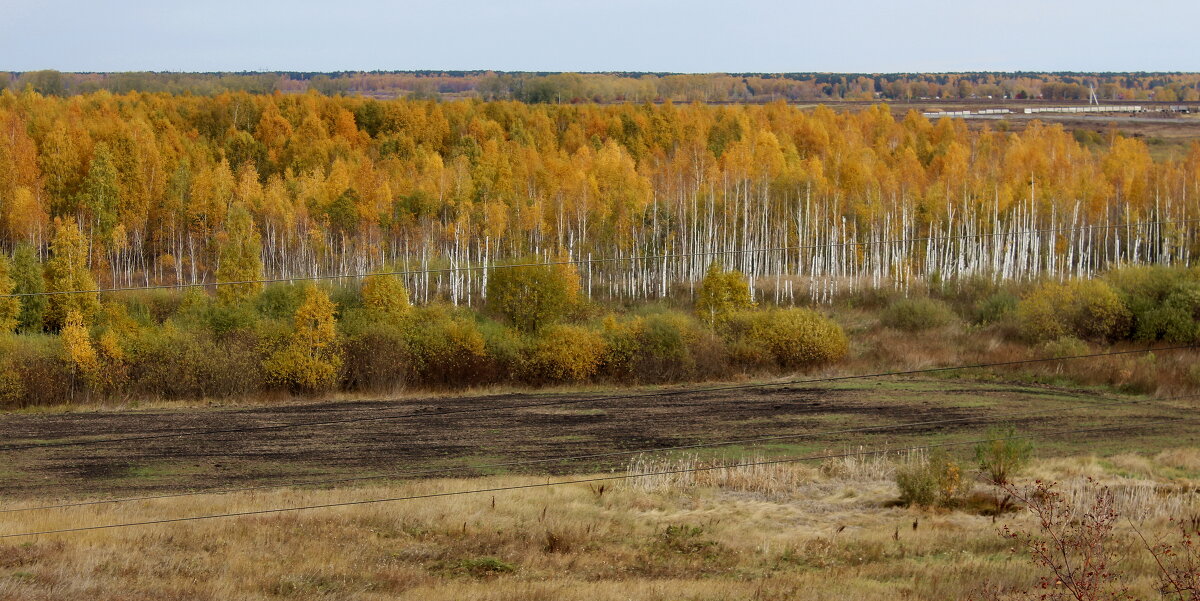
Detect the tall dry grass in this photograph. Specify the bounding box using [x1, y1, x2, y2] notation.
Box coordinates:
[0, 451, 1196, 600]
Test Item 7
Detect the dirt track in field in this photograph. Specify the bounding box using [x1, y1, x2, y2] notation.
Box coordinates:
[0, 379, 1190, 499]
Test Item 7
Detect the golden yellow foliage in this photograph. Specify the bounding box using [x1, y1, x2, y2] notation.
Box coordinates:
[60, 309, 99, 384]
[725, 308, 848, 369]
[45, 217, 100, 329]
[361, 269, 410, 318]
[1016, 279, 1131, 342]
[263, 285, 342, 392]
[527, 324, 607, 382]
[696, 263, 754, 325]
[0, 253, 18, 333]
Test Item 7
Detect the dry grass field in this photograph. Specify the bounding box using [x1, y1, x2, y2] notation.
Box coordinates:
[1, 320, 1197, 599]
[0, 449, 1197, 600]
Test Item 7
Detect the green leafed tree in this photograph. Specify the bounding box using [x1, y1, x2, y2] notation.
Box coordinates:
[695, 262, 754, 325]
[45, 217, 100, 330]
[485, 259, 580, 332]
[215, 202, 264, 305]
[0, 253, 18, 332]
[81, 143, 120, 246]
[11, 244, 47, 332]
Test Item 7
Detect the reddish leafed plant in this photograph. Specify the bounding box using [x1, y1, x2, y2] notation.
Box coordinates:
[996, 478, 1133, 601]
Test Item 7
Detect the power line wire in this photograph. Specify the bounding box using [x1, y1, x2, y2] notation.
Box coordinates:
[2, 344, 1191, 452]
[5, 391, 1186, 514]
[0, 419, 1181, 539]
[5, 218, 1195, 299]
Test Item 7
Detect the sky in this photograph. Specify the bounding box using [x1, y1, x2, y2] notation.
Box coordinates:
[2, 0, 1197, 73]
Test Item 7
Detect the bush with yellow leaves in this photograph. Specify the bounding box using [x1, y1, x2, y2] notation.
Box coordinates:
[526, 324, 608, 383]
[400, 305, 489, 387]
[1015, 279, 1132, 342]
[600, 311, 711, 383]
[695, 262, 754, 325]
[361, 269, 410, 319]
[262, 285, 343, 393]
[724, 307, 848, 370]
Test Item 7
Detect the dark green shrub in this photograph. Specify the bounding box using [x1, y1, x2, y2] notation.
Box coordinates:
[636, 313, 696, 381]
[479, 320, 529, 383]
[600, 312, 702, 383]
[119, 289, 185, 326]
[1134, 282, 1200, 343]
[201, 302, 259, 337]
[1105, 266, 1198, 342]
[895, 451, 964, 508]
[255, 283, 306, 320]
[0, 334, 74, 407]
[973, 291, 1018, 325]
[329, 283, 365, 316]
[342, 320, 409, 392]
[128, 325, 264, 399]
[974, 426, 1033, 485]
[401, 306, 488, 387]
[1105, 266, 1187, 317]
[881, 297, 955, 331]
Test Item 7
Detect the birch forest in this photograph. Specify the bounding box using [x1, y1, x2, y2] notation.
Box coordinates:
[1, 91, 1198, 305]
[2, 90, 1200, 404]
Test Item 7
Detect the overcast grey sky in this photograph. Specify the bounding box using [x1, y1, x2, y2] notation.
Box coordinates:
[2, 0, 1196, 73]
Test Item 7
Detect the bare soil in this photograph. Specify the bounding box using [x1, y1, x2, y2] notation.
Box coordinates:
[0, 379, 1191, 500]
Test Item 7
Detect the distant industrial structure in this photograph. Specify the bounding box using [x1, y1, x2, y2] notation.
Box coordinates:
[1022, 105, 1143, 114]
[921, 106, 1146, 119]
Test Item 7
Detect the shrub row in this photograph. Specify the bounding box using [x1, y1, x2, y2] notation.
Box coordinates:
[871, 267, 1200, 346]
[0, 288, 849, 407]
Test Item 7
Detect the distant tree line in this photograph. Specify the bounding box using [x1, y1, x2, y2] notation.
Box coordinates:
[2, 70, 1198, 102]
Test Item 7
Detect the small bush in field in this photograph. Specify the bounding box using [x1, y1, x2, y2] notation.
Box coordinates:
[600, 312, 701, 383]
[637, 313, 696, 379]
[881, 297, 955, 331]
[479, 320, 529, 383]
[0, 337, 23, 406]
[1042, 336, 1089, 359]
[599, 315, 644, 380]
[1016, 279, 1131, 342]
[974, 426, 1033, 485]
[255, 284, 306, 320]
[1105, 265, 1188, 318]
[973, 291, 1018, 325]
[724, 308, 848, 369]
[526, 324, 607, 383]
[895, 451, 963, 508]
[0, 334, 71, 407]
[695, 263, 754, 325]
[128, 324, 263, 399]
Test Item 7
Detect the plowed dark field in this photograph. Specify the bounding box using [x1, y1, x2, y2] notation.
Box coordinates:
[0, 379, 1193, 500]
